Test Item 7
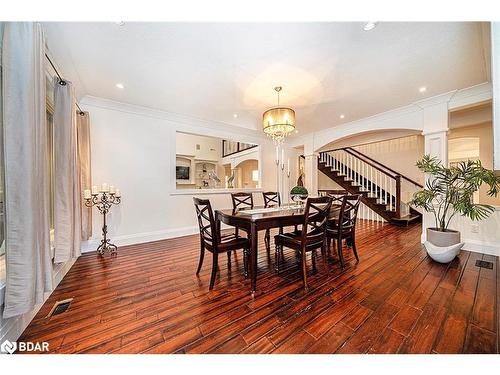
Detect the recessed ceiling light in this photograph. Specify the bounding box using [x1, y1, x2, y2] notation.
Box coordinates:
[340, 114, 345, 119]
[115, 83, 124, 89]
[419, 86, 427, 93]
[233, 114, 238, 118]
[363, 22, 378, 31]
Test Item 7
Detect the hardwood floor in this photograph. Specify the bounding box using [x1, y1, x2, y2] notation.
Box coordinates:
[19, 221, 499, 354]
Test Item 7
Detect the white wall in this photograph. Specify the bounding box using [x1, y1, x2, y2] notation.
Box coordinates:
[176, 132, 222, 161]
[449, 209, 500, 257]
[318, 171, 343, 191]
[79, 96, 299, 252]
[352, 135, 425, 185]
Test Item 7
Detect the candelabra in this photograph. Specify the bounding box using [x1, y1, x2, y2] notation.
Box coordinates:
[280, 160, 285, 207]
[84, 189, 121, 256]
[276, 148, 280, 203]
[275, 145, 291, 208]
[287, 169, 291, 206]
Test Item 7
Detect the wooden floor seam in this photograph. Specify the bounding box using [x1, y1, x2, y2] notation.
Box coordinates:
[18, 221, 499, 354]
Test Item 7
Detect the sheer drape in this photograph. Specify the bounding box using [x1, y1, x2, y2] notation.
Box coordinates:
[2, 23, 53, 318]
[77, 112, 92, 240]
[53, 79, 82, 263]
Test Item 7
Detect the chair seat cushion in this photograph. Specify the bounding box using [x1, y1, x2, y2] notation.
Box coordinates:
[218, 236, 249, 252]
[274, 231, 324, 251]
[326, 227, 353, 236]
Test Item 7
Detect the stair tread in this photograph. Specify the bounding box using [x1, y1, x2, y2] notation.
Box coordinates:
[319, 160, 419, 225]
[391, 215, 422, 224]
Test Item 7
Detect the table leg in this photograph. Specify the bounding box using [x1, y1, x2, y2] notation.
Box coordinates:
[250, 222, 258, 294]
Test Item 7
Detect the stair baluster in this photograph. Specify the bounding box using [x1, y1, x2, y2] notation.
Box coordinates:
[318, 147, 422, 225]
[389, 178, 393, 212]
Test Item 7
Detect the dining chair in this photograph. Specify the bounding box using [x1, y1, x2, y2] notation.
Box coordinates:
[262, 191, 281, 253]
[326, 194, 361, 269]
[193, 197, 249, 290]
[230, 192, 254, 238]
[274, 196, 333, 290]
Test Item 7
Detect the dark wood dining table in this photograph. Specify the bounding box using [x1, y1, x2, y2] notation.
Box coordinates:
[215, 204, 341, 294]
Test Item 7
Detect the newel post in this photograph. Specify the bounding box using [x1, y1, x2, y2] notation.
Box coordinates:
[395, 175, 402, 219]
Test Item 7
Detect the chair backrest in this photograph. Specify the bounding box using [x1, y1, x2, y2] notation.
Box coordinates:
[338, 194, 362, 231]
[301, 196, 333, 246]
[326, 192, 346, 208]
[262, 191, 281, 208]
[193, 197, 217, 246]
[231, 192, 254, 211]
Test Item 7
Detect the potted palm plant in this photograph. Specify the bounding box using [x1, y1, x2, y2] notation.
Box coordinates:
[410, 155, 500, 262]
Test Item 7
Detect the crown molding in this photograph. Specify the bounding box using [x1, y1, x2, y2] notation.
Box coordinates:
[79, 95, 265, 140]
[413, 90, 458, 109]
[448, 82, 492, 111]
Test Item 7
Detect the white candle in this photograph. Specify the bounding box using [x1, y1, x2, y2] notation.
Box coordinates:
[91, 185, 98, 195]
[281, 149, 285, 167]
[276, 146, 279, 163]
[115, 189, 121, 197]
[83, 189, 91, 199]
[109, 185, 115, 194]
[287, 159, 290, 174]
[101, 183, 109, 192]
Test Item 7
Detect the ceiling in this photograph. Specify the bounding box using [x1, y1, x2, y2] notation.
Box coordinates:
[43, 22, 491, 135]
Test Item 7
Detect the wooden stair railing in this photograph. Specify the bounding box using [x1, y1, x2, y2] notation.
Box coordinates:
[318, 147, 423, 225]
[344, 147, 423, 188]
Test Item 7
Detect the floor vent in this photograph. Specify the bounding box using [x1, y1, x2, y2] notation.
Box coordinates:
[46, 298, 73, 318]
[475, 260, 494, 270]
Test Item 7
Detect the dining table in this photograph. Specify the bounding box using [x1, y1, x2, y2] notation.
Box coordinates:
[215, 204, 341, 294]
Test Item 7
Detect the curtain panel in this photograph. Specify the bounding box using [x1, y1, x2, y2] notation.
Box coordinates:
[53, 79, 82, 263]
[2, 23, 53, 318]
[77, 112, 92, 240]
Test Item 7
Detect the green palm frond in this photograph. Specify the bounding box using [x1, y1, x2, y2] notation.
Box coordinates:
[410, 155, 500, 231]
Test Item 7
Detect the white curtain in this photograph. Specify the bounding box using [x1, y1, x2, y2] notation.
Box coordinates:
[2, 23, 53, 318]
[77, 112, 92, 240]
[53, 78, 82, 263]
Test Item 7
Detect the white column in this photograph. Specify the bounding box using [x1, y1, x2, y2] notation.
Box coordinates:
[304, 153, 318, 196]
[421, 101, 449, 241]
[491, 22, 500, 171]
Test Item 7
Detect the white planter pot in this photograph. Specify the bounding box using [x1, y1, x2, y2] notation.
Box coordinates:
[424, 228, 463, 263]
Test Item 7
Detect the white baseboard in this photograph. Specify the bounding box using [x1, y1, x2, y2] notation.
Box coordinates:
[80, 226, 201, 253]
[0, 257, 77, 343]
[461, 240, 500, 257]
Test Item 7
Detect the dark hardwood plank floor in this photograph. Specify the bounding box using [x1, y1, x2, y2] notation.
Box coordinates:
[19, 220, 498, 354]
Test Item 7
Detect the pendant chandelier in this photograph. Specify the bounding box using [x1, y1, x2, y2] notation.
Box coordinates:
[262, 86, 296, 143]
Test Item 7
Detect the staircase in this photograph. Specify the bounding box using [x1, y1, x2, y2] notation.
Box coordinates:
[318, 147, 423, 226]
